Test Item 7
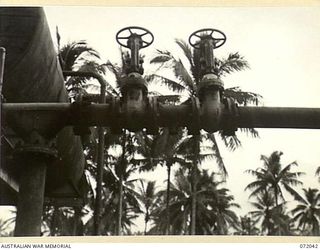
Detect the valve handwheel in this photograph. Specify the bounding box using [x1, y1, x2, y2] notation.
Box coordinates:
[116, 26, 154, 49]
[189, 28, 226, 49]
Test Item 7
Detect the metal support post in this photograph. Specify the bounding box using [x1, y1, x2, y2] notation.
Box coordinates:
[13, 130, 57, 236]
[14, 156, 47, 236]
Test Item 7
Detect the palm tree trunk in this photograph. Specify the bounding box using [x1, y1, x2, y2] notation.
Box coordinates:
[116, 130, 126, 236]
[302, 222, 307, 235]
[144, 216, 148, 235]
[190, 165, 196, 235]
[183, 211, 187, 235]
[274, 187, 281, 236]
[93, 131, 104, 235]
[190, 135, 199, 235]
[116, 174, 124, 235]
[165, 162, 172, 235]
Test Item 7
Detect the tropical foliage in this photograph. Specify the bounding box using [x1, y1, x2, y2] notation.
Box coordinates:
[245, 151, 305, 206]
[291, 188, 320, 236]
[149, 168, 240, 235]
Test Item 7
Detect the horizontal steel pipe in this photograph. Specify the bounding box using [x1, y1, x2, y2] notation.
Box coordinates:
[4, 103, 320, 130]
[237, 106, 320, 129]
[157, 104, 190, 127]
[2, 103, 109, 111]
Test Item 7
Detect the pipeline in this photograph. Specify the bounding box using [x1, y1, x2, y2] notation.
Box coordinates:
[3, 103, 320, 130]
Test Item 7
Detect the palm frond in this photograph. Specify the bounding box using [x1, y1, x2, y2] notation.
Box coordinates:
[145, 74, 186, 93]
[172, 58, 195, 94]
[175, 39, 194, 70]
[206, 133, 227, 177]
[219, 132, 242, 151]
[239, 128, 260, 138]
[224, 87, 262, 106]
[215, 52, 249, 78]
[150, 49, 173, 64]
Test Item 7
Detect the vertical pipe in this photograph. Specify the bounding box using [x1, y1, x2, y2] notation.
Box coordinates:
[72, 206, 81, 236]
[14, 157, 47, 236]
[0, 48, 5, 155]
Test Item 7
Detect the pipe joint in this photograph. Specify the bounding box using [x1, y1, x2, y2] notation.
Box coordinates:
[145, 96, 159, 135]
[197, 73, 224, 101]
[198, 74, 224, 133]
[120, 73, 148, 132]
[14, 130, 58, 160]
[221, 98, 239, 136]
[187, 97, 201, 135]
[70, 99, 92, 137]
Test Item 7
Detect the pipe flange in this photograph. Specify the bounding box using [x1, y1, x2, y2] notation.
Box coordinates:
[70, 100, 92, 136]
[110, 97, 122, 134]
[222, 98, 239, 136]
[197, 73, 224, 100]
[14, 131, 58, 160]
[120, 73, 148, 96]
[187, 97, 201, 135]
[146, 96, 159, 135]
[15, 145, 58, 159]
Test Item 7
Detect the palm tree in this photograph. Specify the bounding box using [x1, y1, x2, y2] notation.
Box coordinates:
[56, 27, 107, 99]
[42, 206, 84, 236]
[248, 190, 276, 235]
[234, 214, 260, 235]
[110, 131, 143, 235]
[150, 168, 240, 235]
[245, 151, 305, 235]
[291, 188, 320, 236]
[82, 152, 142, 235]
[149, 39, 261, 234]
[137, 180, 158, 234]
[271, 204, 296, 236]
[245, 151, 305, 207]
[151, 127, 188, 234]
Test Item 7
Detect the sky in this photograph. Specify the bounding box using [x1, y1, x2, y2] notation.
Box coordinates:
[2, 6, 320, 234]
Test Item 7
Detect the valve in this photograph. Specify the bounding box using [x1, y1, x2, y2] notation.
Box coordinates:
[189, 28, 226, 77]
[189, 28, 227, 133]
[116, 26, 154, 132]
[116, 26, 154, 75]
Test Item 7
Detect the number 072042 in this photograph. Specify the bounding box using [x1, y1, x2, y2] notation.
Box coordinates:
[300, 244, 319, 248]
